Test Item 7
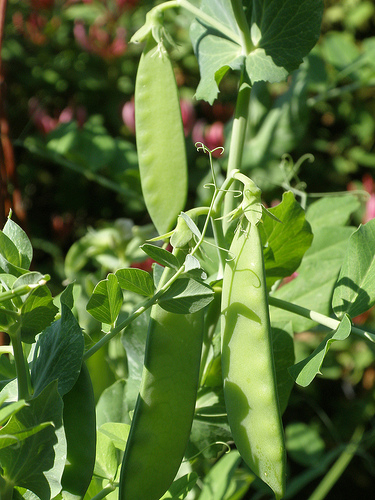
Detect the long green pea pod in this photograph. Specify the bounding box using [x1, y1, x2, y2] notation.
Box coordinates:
[119, 266, 204, 500]
[61, 363, 96, 498]
[135, 35, 188, 236]
[221, 218, 286, 499]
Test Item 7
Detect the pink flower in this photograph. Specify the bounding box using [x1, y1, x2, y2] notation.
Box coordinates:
[122, 100, 135, 134]
[180, 99, 196, 136]
[192, 120, 225, 157]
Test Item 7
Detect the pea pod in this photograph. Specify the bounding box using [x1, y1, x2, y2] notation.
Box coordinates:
[221, 217, 286, 499]
[119, 260, 204, 500]
[135, 35, 188, 235]
[61, 362, 96, 498]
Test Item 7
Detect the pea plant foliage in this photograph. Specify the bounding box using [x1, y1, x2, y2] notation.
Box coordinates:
[1, 1, 375, 500]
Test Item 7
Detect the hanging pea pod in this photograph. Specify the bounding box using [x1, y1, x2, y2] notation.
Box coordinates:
[221, 179, 286, 499]
[119, 250, 204, 500]
[135, 34, 188, 235]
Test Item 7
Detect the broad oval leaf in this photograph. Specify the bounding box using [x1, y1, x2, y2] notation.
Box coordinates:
[115, 268, 154, 297]
[86, 273, 123, 325]
[141, 244, 179, 269]
[333, 218, 375, 319]
[158, 278, 214, 314]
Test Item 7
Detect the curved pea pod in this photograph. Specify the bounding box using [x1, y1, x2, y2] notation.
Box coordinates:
[61, 363, 96, 498]
[119, 266, 204, 500]
[135, 35, 188, 235]
[221, 218, 286, 499]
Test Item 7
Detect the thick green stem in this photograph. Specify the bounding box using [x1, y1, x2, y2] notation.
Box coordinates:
[268, 296, 375, 343]
[223, 78, 251, 234]
[230, 0, 253, 53]
[9, 325, 31, 400]
[89, 483, 116, 500]
[307, 425, 364, 500]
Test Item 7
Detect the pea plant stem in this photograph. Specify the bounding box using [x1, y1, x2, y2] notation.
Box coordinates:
[230, 0, 253, 53]
[307, 425, 364, 500]
[223, 76, 251, 234]
[268, 296, 375, 343]
[89, 483, 117, 500]
[10, 324, 31, 400]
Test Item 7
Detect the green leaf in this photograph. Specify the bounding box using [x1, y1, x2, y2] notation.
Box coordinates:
[190, 0, 323, 103]
[141, 244, 179, 269]
[306, 195, 361, 233]
[86, 273, 123, 324]
[158, 278, 214, 314]
[31, 303, 84, 398]
[246, 0, 324, 82]
[190, 0, 244, 104]
[270, 226, 354, 332]
[98, 422, 130, 452]
[199, 450, 242, 500]
[288, 315, 351, 387]
[11, 272, 46, 308]
[332, 219, 375, 319]
[286, 422, 325, 467]
[0, 420, 51, 450]
[115, 268, 154, 296]
[0, 400, 27, 426]
[0, 231, 26, 277]
[20, 285, 58, 344]
[0, 381, 65, 500]
[3, 217, 33, 270]
[160, 473, 199, 500]
[94, 426, 118, 480]
[261, 191, 313, 288]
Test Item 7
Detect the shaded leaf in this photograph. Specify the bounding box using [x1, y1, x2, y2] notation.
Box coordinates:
[261, 191, 313, 288]
[31, 303, 84, 398]
[159, 278, 214, 314]
[86, 273, 123, 324]
[332, 219, 375, 319]
[0, 381, 65, 500]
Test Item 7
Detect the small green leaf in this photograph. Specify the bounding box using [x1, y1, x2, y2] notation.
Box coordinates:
[286, 422, 325, 467]
[261, 191, 313, 288]
[20, 286, 58, 344]
[179, 212, 202, 240]
[160, 473, 199, 499]
[0, 400, 27, 426]
[98, 422, 130, 452]
[184, 254, 201, 272]
[95, 426, 118, 480]
[115, 268, 154, 296]
[199, 450, 243, 500]
[3, 217, 33, 270]
[0, 231, 25, 276]
[141, 244, 179, 269]
[31, 303, 84, 398]
[332, 219, 375, 319]
[288, 315, 351, 387]
[158, 278, 214, 314]
[86, 274, 123, 324]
